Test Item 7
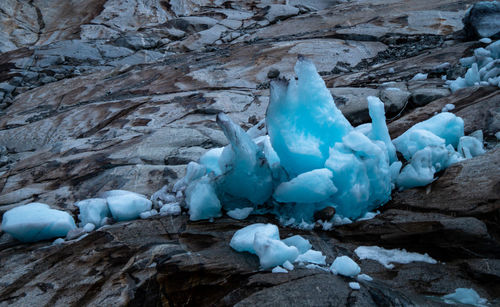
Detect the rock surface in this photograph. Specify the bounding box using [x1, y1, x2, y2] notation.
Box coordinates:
[0, 0, 499, 306]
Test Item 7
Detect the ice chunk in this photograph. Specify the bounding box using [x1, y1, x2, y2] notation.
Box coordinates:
[253, 232, 299, 269]
[330, 256, 361, 277]
[367, 96, 397, 163]
[357, 273, 373, 281]
[107, 193, 152, 222]
[230, 223, 280, 254]
[411, 73, 427, 81]
[443, 288, 488, 307]
[1, 203, 76, 242]
[449, 77, 468, 92]
[216, 113, 273, 204]
[199, 147, 224, 175]
[458, 136, 485, 159]
[282, 235, 312, 254]
[83, 223, 95, 232]
[354, 246, 437, 269]
[75, 198, 109, 227]
[465, 63, 481, 86]
[173, 162, 206, 193]
[185, 176, 221, 221]
[273, 168, 337, 203]
[295, 250, 326, 265]
[393, 112, 464, 153]
[325, 131, 391, 219]
[100, 189, 147, 199]
[227, 207, 253, 220]
[283, 260, 294, 271]
[272, 266, 288, 273]
[394, 129, 446, 161]
[159, 203, 181, 216]
[266, 57, 352, 177]
[479, 38, 492, 44]
[349, 282, 360, 290]
[52, 238, 65, 245]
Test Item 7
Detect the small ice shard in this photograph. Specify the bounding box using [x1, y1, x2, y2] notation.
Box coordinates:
[227, 207, 253, 220]
[367, 96, 397, 163]
[330, 256, 361, 277]
[449, 77, 468, 92]
[283, 260, 294, 271]
[199, 147, 224, 175]
[357, 211, 379, 221]
[273, 168, 337, 203]
[83, 223, 95, 232]
[75, 198, 109, 227]
[458, 136, 485, 159]
[465, 63, 481, 86]
[393, 112, 464, 158]
[1, 203, 76, 242]
[140, 211, 153, 219]
[253, 232, 299, 269]
[185, 176, 221, 221]
[272, 266, 288, 273]
[354, 246, 437, 269]
[411, 73, 427, 81]
[159, 203, 181, 216]
[106, 192, 152, 222]
[216, 113, 273, 205]
[295, 250, 326, 265]
[443, 288, 488, 307]
[173, 162, 206, 193]
[479, 38, 492, 44]
[230, 223, 280, 254]
[266, 57, 352, 177]
[357, 274, 373, 281]
[349, 282, 361, 290]
[282, 235, 312, 254]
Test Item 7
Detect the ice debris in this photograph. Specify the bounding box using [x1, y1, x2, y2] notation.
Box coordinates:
[1, 203, 76, 242]
[354, 246, 437, 269]
[106, 192, 152, 221]
[272, 266, 288, 273]
[411, 73, 428, 81]
[443, 288, 488, 307]
[75, 198, 109, 227]
[357, 274, 373, 282]
[448, 39, 500, 91]
[227, 207, 253, 220]
[330, 256, 361, 277]
[295, 249, 326, 265]
[230, 223, 280, 254]
[282, 235, 312, 254]
[166, 57, 485, 224]
[254, 233, 299, 269]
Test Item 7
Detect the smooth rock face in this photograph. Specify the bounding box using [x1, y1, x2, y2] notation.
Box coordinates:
[1, 0, 500, 305]
[463, 1, 500, 39]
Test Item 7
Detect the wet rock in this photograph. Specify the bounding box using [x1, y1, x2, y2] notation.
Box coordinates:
[379, 86, 411, 115]
[330, 87, 380, 125]
[265, 5, 300, 24]
[409, 87, 450, 106]
[463, 1, 500, 39]
[267, 68, 280, 79]
[314, 206, 335, 222]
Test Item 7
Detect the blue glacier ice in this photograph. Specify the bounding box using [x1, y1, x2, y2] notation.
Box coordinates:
[282, 235, 312, 254]
[106, 191, 152, 222]
[1, 203, 76, 242]
[266, 57, 352, 177]
[295, 249, 326, 265]
[75, 198, 109, 227]
[169, 57, 485, 225]
[216, 113, 273, 205]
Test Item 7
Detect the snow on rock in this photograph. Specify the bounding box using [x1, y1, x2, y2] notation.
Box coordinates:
[295, 250, 326, 265]
[1, 203, 76, 242]
[273, 168, 337, 203]
[75, 198, 109, 227]
[106, 192, 152, 222]
[282, 235, 312, 254]
[253, 232, 299, 269]
[330, 256, 361, 277]
[349, 282, 361, 290]
[443, 288, 488, 307]
[354, 246, 437, 269]
[227, 207, 253, 220]
[230, 223, 280, 254]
